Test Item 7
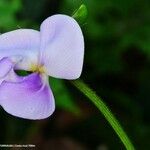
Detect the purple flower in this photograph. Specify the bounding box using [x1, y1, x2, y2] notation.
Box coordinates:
[0, 15, 84, 120]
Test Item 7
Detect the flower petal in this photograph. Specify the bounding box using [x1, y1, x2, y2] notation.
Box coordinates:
[0, 57, 13, 79]
[0, 73, 55, 120]
[0, 57, 22, 84]
[0, 29, 40, 71]
[40, 15, 84, 79]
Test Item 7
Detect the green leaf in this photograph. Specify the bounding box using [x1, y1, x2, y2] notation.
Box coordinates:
[0, 0, 22, 30]
[72, 4, 88, 25]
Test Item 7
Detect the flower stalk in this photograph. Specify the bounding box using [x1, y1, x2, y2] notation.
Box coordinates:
[71, 79, 135, 150]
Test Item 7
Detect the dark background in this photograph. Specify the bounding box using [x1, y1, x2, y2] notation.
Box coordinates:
[0, 0, 150, 149]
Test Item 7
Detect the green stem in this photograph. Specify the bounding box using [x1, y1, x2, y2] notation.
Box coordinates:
[71, 79, 135, 150]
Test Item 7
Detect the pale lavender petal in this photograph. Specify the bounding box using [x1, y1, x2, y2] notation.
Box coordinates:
[0, 73, 55, 120]
[0, 57, 13, 78]
[40, 15, 84, 79]
[0, 29, 40, 71]
[0, 57, 22, 84]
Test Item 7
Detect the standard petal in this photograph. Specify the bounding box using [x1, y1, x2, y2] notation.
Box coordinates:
[0, 73, 55, 120]
[40, 15, 84, 79]
[0, 29, 40, 71]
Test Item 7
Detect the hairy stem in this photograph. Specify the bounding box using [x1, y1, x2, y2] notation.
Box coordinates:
[71, 79, 135, 150]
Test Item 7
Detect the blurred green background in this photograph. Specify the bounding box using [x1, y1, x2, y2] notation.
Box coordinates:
[0, 0, 150, 149]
